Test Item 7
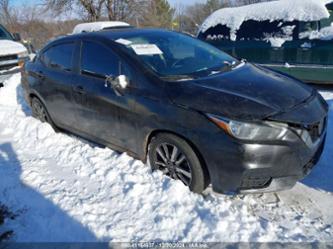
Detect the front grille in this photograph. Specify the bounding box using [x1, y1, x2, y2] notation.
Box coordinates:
[240, 176, 272, 190]
[0, 54, 19, 72]
[0, 54, 18, 61]
[307, 120, 325, 140]
[303, 137, 326, 175]
[307, 118, 327, 141]
[0, 63, 18, 71]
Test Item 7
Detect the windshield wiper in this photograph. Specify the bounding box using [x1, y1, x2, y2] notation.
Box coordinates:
[208, 60, 246, 76]
[162, 60, 247, 80]
[161, 74, 195, 81]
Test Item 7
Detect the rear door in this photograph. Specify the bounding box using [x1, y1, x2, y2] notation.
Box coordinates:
[71, 39, 138, 150]
[37, 42, 77, 128]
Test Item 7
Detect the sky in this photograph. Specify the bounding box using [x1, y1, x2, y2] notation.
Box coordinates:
[11, 0, 39, 6]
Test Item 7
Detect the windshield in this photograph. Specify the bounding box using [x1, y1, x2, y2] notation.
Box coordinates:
[0, 25, 13, 40]
[113, 31, 240, 79]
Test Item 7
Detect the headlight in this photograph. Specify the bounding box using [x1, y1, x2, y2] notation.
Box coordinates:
[207, 114, 289, 141]
[17, 50, 29, 58]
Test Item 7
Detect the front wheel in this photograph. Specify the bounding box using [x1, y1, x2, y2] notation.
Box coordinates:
[148, 133, 208, 193]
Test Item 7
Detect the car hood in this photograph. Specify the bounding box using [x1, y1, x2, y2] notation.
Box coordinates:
[0, 39, 27, 56]
[165, 63, 314, 121]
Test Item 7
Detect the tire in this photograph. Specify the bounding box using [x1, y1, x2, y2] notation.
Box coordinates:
[31, 97, 58, 132]
[148, 133, 208, 193]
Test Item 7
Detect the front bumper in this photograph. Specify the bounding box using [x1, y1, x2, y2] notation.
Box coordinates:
[239, 134, 326, 194]
[195, 90, 329, 195]
[0, 55, 30, 85]
[0, 66, 20, 85]
[197, 123, 327, 194]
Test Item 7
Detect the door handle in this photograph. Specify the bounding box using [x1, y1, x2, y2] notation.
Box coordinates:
[35, 71, 45, 80]
[73, 86, 85, 94]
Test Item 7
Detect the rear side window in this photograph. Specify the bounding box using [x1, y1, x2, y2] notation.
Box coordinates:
[42, 43, 75, 72]
[81, 41, 119, 78]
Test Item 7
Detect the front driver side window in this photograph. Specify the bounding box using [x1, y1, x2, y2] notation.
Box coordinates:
[81, 41, 120, 78]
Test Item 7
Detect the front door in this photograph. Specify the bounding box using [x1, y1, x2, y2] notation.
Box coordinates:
[72, 40, 138, 150]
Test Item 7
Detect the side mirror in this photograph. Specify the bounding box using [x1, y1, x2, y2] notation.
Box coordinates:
[13, 33, 21, 41]
[105, 75, 129, 96]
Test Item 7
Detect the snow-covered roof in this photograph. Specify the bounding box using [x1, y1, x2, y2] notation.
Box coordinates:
[199, 0, 331, 34]
[73, 21, 131, 34]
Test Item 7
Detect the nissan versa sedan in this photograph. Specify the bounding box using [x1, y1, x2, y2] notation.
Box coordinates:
[21, 28, 328, 194]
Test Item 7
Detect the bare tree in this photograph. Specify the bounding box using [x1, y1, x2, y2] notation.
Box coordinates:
[175, 0, 226, 34]
[44, 0, 106, 21]
[106, 0, 129, 21]
[0, 0, 14, 25]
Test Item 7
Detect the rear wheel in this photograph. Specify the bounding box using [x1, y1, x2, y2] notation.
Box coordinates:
[31, 97, 58, 131]
[148, 133, 208, 193]
[31, 97, 48, 122]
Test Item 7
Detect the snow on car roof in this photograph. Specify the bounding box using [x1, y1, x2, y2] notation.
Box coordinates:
[199, 0, 331, 35]
[73, 21, 131, 34]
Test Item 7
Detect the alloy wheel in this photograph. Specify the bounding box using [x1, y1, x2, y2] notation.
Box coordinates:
[154, 143, 192, 186]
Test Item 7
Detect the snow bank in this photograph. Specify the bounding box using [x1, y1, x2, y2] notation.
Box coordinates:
[200, 0, 330, 38]
[0, 74, 333, 242]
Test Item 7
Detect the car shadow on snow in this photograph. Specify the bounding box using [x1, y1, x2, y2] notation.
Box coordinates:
[16, 84, 32, 117]
[0, 142, 101, 243]
[302, 99, 333, 193]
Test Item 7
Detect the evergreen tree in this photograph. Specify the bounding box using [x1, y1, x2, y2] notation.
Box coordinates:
[142, 0, 175, 28]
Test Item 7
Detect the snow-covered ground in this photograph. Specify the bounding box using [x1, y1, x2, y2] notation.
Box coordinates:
[0, 74, 333, 242]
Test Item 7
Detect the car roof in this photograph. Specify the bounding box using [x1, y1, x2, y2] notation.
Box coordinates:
[51, 28, 175, 45]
